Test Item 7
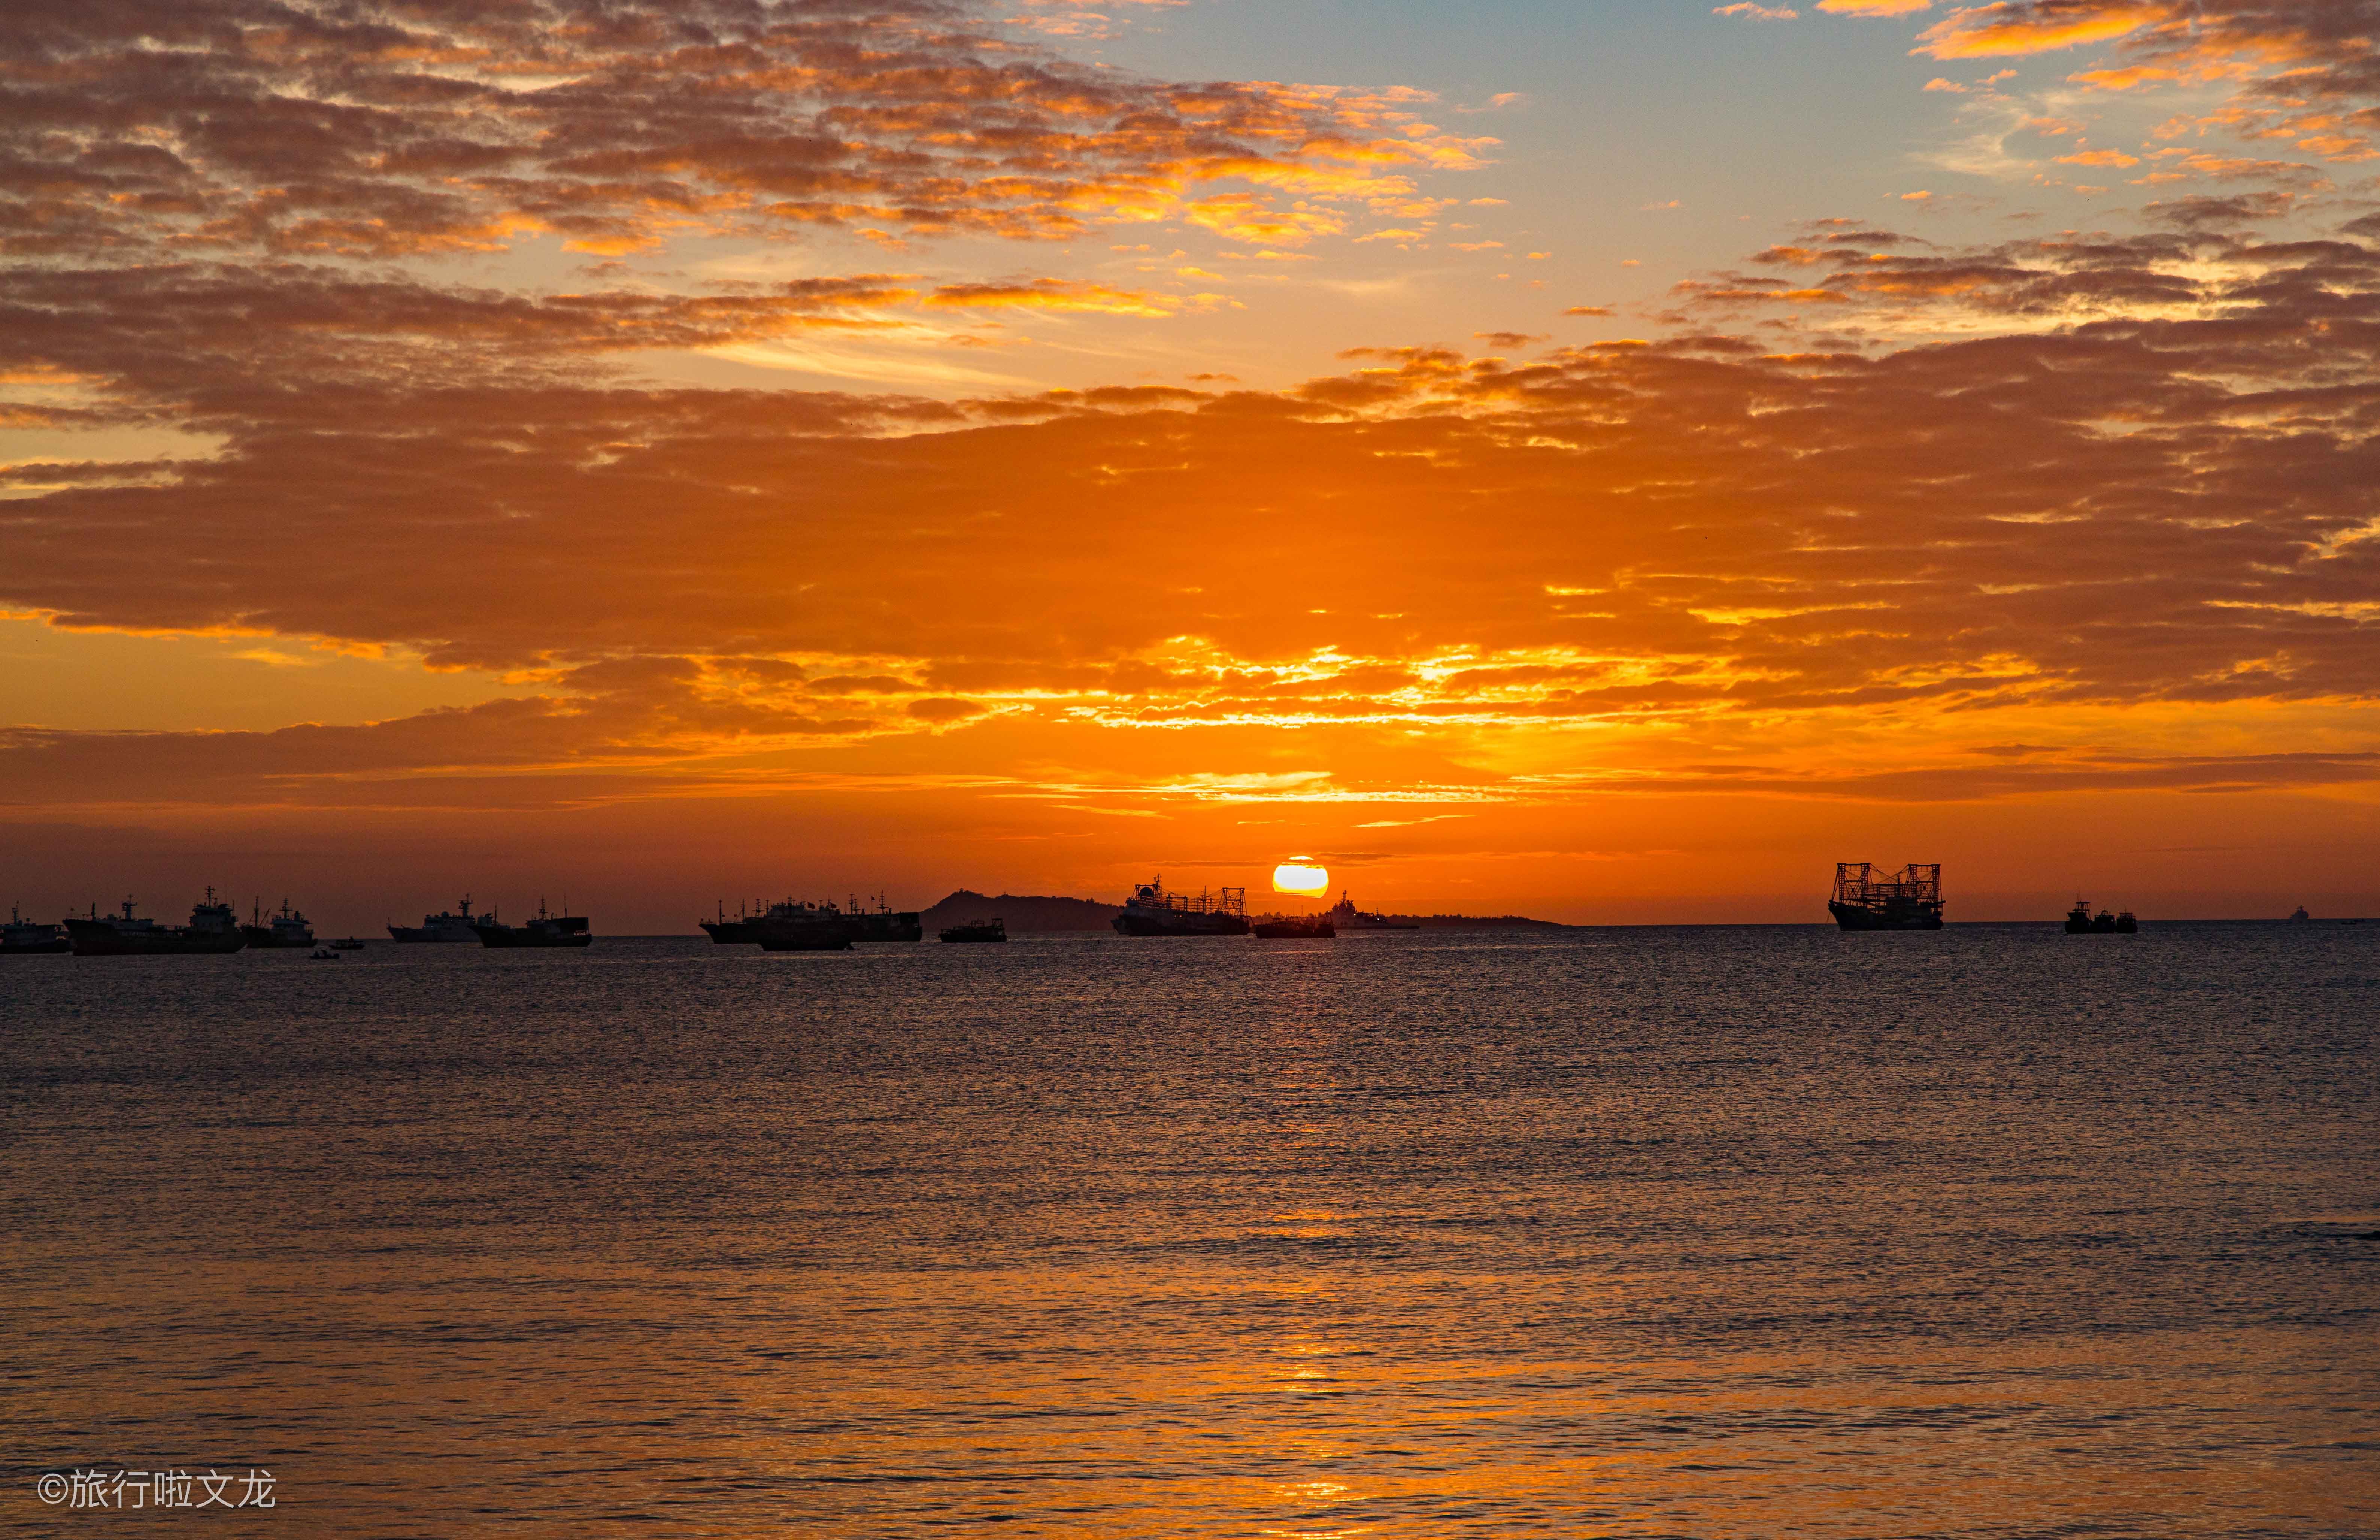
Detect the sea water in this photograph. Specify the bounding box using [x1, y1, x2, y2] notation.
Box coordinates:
[4, 924, 2375, 1536]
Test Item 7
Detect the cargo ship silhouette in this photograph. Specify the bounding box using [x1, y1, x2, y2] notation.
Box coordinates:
[1112, 878, 1249, 936]
[1828, 863, 1944, 930]
[390, 896, 482, 942]
[242, 897, 316, 949]
[66, 889, 248, 955]
[1322, 891, 1418, 931]
[703, 895, 923, 949]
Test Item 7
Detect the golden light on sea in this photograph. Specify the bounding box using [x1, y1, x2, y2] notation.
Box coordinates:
[1272, 862, 1329, 896]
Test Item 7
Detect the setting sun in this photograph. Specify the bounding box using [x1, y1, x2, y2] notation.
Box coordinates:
[1272, 862, 1330, 896]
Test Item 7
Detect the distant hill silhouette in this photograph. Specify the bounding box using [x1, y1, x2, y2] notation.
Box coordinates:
[1407, 913, 1574, 930]
[922, 889, 1122, 932]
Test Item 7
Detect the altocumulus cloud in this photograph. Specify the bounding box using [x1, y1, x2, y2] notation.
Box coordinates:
[3, 0, 2380, 810]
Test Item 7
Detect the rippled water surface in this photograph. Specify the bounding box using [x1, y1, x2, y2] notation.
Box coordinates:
[5, 924, 2377, 1536]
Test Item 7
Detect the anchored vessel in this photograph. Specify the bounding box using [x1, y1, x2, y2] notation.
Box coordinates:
[1828, 863, 1945, 931]
[701, 901, 761, 944]
[755, 900, 859, 951]
[939, 918, 1007, 944]
[3, 905, 71, 954]
[753, 900, 856, 951]
[2064, 899, 2138, 934]
[472, 901, 592, 948]
[242, 898, 316, 949]
[848, 895, 924, 944]
[707, 895, 924, 949]
[65, 889, 248, 955]
[390, 896, 483, 942]
[1321, 891, 1419, 932]
[1253, 915, 1336, 939]
[1113, 878, 1249, 937]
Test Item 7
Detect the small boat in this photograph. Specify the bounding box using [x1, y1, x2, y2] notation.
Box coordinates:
[2290, 905, 2311, 921]
[330, 937, 366, 950]
[1253, 916, 1336, 939]
[2065, 900, 2135, 934]
[309, 947, 340, 960]
[939, 918, 1007, 944]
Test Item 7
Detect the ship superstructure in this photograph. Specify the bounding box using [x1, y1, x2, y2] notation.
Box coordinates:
[3, 905, 70, 954]
[65, 889, 248, 956]
[1321, 891, 1418, 932]
[1112, 878, 1249, 937]
[1827, 863, 1944, 931]
[390, 896, 483, 942]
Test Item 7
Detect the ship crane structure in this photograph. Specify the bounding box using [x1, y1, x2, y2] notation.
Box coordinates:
[1827, 862, 1945, 931]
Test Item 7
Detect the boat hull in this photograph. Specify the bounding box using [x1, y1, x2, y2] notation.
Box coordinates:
[701, 920, 758, 944]
[1827, 901, 1943, 932]
[939, 921, 1006, 944]
[1112, 909, 1250, 937]
[754, 921, 855, 951]
[389, 924, 478, 942]
[1253, 920, 1336, 939]
[65, 920, 248, 956]
[473, 921, 592, 948]
[1, 937, 72, 954]
[242, 928, 317, 949]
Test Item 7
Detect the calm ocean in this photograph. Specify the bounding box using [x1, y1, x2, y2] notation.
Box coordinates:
[5, 925, 2375, 1536]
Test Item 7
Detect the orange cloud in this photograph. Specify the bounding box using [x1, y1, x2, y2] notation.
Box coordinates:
[923, 281, 1178, 316]
[9, 227, 2378, 728]
[0, 0, 1487, 264]
[1916, 2, 2172, 60]
[1896, 2, 2380, 160]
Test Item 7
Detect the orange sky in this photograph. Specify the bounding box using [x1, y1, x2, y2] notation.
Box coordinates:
[3, 0, 2378, 928]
